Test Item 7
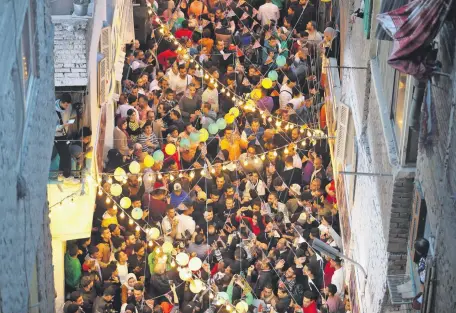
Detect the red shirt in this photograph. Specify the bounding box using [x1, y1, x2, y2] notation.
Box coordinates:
[175, 28, 193, 39]
[235, 216, 261, 235]
[303, 302, 318, 313]
[157, 49, 178, 70]
[324, 261, 335, 288]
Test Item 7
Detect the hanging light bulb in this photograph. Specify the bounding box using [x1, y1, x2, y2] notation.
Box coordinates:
[300, 128, 305, 134]
[244, 160, 248, 166]
[97, 177, 102, 184]
[222, 165, 226, 171]
[284, 124, 290, 131]
[211, 168, 215, 174]
[221, 87, 225, 93]
[98, 188, 103, 196]
[190, 171, 195, 179]
[148, 9, 152, 14]
[171, 260, 176, 267]
[204, 73, 209, 79]
[201, 169, 206, 176]
[148, 241, 153, 247]
[275, 121, 281, 127]
[209, 293, 214, 299]
[232, 96, 236, 101]
[106, 197, 111, 204]
[189, 58, 194, 63]
[307, 131, 312, 137]
[162, 255, 168, 262]
[156, 248, 161, 254]
[260, 154, 266, 161]
[210, 78, 214, 83]
[113, 204, 117, 210]
[157, 173, 163, 180]
[273, 151, 278, 157]
[169, 34, 174, 39]
[302, 140, 306, 147]
[214, 82, 218, 88]
[108, 177, 113, 184]
[120, 211, 125, 219]
[284, 148, 289, 154]
[254, 158, 259, 164]
[179, 173, 183, 178]
[136, 225, 140, 231]
[129, 219, 134, 225]
[170, 174, 175, 181]
[267, 117, 273, 123]
[138, 176, 142, 182]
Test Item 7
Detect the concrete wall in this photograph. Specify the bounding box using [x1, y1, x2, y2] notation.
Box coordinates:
[336, 0, 417, 312]
[0, 0, 56, 312]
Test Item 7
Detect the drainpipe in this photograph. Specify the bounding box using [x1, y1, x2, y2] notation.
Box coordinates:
[409, 79, 426, 132]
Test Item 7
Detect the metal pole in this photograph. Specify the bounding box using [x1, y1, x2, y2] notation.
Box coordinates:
[339, 171, 393, 177]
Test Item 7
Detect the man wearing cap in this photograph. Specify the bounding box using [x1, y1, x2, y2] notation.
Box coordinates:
[286, 184, 302, 215]
[170, 182, 188, 209]
[176, 201, 196, 241]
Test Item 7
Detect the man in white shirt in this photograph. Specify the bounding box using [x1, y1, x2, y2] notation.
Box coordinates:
[257, 0, 280, 26]
[330, 257, 345, 299]
[115, 251, 129, 285]
[244, 172, 267, 199]
[162, 206, 179, 243]
[176, 202, 196, 240]
[202, 82, 219, 113]
[279, 77, 297, 109]
[169, 64, 192, 96]
[131, 50, 147, 71]
[305, 21, 323, 44]
[267, 191, 290, 223]
[116, 94, 139, 118]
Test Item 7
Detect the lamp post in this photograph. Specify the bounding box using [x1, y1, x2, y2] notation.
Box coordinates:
[311, 238, 368, 279]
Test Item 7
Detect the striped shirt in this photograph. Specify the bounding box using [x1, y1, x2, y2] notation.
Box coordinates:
[137, 132, 159, 154]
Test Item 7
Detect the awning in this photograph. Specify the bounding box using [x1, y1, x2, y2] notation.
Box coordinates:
[377, 0, 454, 79]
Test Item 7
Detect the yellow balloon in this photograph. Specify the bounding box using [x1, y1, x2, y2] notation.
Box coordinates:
[199, 128, 209, 142]
[261, 78, 273, 89]
[144, 155, 155, 168]
[110, 183, 123, 197]
[129, 161, 141, 174]
[224, 113, 235, 124]
[162, 241, 174, 254]
[246, 99, 255, 107]
[229, 107, 240, 117]
[251, 89, 262, 100]
[120, 197, 131, 209]
[165, 143, 177, 155]
[114, 167, 127, 182]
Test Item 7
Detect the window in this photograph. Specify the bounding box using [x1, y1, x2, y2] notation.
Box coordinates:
[21, 0, 38, 96]
[390, 71, 407, 140]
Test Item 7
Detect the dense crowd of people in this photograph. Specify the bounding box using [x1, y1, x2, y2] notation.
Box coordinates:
[59, 0, 350, 312]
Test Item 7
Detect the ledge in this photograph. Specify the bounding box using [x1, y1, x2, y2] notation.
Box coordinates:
[370, 58, 400, 170]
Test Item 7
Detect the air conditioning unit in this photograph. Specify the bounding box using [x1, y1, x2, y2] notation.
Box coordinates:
[335, 103, 350, 165]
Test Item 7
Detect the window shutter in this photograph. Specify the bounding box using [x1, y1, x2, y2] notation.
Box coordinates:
[100, 26, 111, 64]
[124, 0, 135, 44]
[363, 0, 372, 39]
[409, 186, 427, 263]
[98, 57, 107, 105]
[335, 103, 350, 165]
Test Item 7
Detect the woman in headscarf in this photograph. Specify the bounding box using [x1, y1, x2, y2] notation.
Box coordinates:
[114, 118, 133, 157]
[126, 109, 143, 143]
[121, 273, 138, 305]
[320, 27, 339, 88]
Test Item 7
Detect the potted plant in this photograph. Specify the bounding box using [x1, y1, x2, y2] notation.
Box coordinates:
[73, 0, 90, 16]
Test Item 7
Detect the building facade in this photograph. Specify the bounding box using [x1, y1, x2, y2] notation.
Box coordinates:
[48, 0, 134, 310]
[328, 0, 456, 312]
[0, 0, 56, 312]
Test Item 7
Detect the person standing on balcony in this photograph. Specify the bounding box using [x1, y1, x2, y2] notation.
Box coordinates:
[55, 93, 78, 183]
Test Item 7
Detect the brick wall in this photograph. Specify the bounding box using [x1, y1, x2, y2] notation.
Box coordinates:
[52, 16, 88, 86]
[415, 21, 456, 313]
